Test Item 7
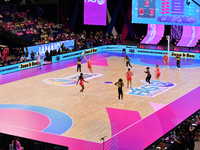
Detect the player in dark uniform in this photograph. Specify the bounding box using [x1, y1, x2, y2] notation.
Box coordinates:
[144, 67, 151, 86]
[115, 78, 125, 103]
[175, 54, 181, 71]
[77, 54, 84, 75]
[124, 55, 132, 68]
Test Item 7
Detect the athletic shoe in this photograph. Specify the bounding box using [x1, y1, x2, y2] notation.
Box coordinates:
[127, 87, 129, 88]
[78, 92, 80, 95]
[81, 93, 84, 95]
[167, 66, 169, 68]
[40, 67, 42, 69]
[164, 67, 165, 68]
[119, 100, 121, 103]
[178, 68, 181, 71]
[121, 100, 125, 103]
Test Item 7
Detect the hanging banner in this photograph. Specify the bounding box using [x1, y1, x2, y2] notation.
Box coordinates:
[84, 0, 107, 26]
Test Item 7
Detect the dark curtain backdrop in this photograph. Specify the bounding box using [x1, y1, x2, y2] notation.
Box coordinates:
[17, 3, 57, 23]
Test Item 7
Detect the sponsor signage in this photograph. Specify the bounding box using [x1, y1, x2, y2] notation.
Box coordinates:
[52, 45, 200, 64]
[126, 80, 176, 97]
[0, 66, 19, 73]
[129, 49, 135, 53]
[84, 48, 97, 55]
[137, 50, 166, 55]
[0, 60, 43, 75]
[20, 61, 37, 69]
[171, 52, 195, 58]
[101, 47, 121, 50]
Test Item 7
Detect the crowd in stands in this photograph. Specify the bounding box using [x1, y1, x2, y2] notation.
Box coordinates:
[155, 114, 200, 150]
[0, 46, 30, 67]
[74, 30, 122, 50]
[0, 7, 73, 46]
[0, 9, 123, 48]
[0, 28, 124, 66]
[0, 16, 66, 44]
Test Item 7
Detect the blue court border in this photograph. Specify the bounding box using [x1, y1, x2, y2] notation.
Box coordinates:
[0, 104, 73, 135]
[102, 51, 200, 68]
[130, 57, 200, 68]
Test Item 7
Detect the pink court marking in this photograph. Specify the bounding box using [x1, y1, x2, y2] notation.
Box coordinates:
[150, 102, 166, 111]
[0, 109, 50, 131]
[89, 54, 109, 66]
[69, 65, 77, 69]
[106, 108, 141, 135]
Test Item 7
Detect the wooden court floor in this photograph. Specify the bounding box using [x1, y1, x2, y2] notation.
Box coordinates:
[0, 56, 200, 142]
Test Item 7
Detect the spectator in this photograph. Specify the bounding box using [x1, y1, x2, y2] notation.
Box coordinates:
[20, 55, 25, 62]
[50, 50, 53, 57]
[110, 33, 114, 45]
[173, 133, 186, 150]
[32, 38, 36, 44]
[58, 48, 61, 54]
[25, 47, 28, 58]
[11, 137, 24, 150]
[7, 58, 12, 65]
[15, 48, 20, 58]
[99, 30, 103, 39]
[96, 32, 100, 39]
[16, 56, 21, 62]
[105, 32, 109, 44]
[30, 51, 35, 60]
[2, 48, 8, 63]
[46, 50, 51, 61]
[90, 31, 93, 39]
[11, 56, 16, 64]
[93, 36, 97, 47]
[188, 123, 195, 150]
[19, 48, 24, 57]
[61, 43, 65, 51]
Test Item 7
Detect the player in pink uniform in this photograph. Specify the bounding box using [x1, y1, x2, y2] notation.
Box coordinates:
[2, 48, 8, 63]
[12, 137, 24, 150]
[125, 68, 134, 88]
[84, 55, 96, 75]
[77, 73, 89, 95]
[155, 64, 161, 83]
[163, 53, 169, 68]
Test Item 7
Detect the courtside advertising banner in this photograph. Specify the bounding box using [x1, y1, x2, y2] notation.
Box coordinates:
[84, 0, 107, 26]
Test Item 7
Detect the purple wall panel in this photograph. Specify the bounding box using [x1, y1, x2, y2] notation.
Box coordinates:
[171, 25, 183, 42]
[141, 24, 165, 45]
[177, 26, 200, 47]
[84, 0, 107, 25]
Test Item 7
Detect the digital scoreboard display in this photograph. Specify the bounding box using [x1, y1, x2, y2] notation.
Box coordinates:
[132, 0, 200, 26]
